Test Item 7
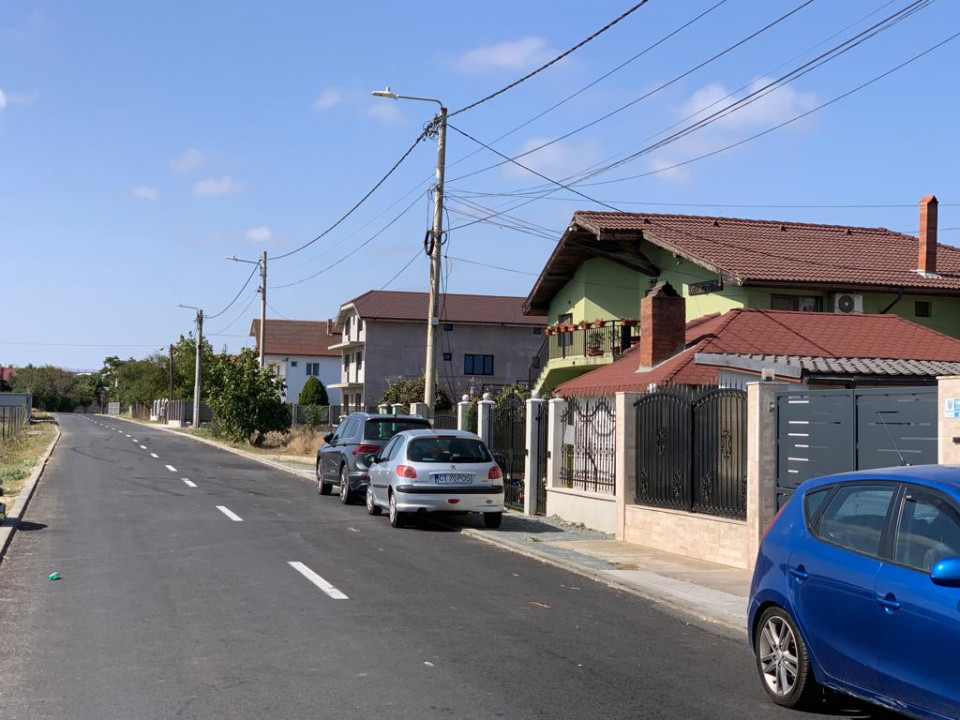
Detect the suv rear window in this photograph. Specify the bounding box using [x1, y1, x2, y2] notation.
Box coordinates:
[363, 418, 431, 441]
[407, 437, 491, 463]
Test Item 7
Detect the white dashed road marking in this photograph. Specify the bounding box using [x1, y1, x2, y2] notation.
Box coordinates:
[140, 445, 148, 450]
[288, 562, 348, 600]
[165, 465, 177, 473]
[150, 453, 159, 458]
[182, 479, 197, 488]
[216, 506, 243, 522]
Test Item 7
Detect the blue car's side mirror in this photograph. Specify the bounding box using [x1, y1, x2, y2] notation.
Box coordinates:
[930, 557, 960, 587]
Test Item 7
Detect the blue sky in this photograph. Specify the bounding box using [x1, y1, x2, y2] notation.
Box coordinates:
[2, 0, 959, 370]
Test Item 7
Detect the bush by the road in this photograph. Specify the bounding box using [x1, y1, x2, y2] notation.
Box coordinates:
[207, 349, 290, 445]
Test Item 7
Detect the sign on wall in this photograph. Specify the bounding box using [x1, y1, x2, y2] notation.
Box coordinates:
[688, 278, 724, 296]
[946, 398, 960, 419]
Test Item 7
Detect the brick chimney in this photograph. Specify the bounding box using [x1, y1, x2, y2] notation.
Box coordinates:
[326, 318, 333, 335]
[918, 194, 938, 274]
[640, 281, 686, 368]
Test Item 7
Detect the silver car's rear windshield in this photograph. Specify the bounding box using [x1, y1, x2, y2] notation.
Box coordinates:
[407, 437, 491, 463]
[364, 419, 431, 441]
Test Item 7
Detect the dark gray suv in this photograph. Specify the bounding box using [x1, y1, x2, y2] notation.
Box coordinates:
[316, 413, 432, 504]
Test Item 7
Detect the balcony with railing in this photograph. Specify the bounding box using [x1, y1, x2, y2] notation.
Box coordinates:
[528, 320, 640, 389]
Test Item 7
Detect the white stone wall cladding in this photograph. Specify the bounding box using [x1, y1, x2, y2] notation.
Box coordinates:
[939, 376, 960, 464]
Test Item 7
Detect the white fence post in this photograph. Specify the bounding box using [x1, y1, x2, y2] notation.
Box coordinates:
[391, 403, 403, 416]
[523, 396, 546, 515]
[615, 393, 641, 541]
[938, 375, 960, 464]
[457, 395, 471, 431]
[546, 397, 567, 496]
[477, 393, 494, 445]
[410, 402, 429, 418]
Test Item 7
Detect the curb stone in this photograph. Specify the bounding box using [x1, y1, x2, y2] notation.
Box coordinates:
[0, 423, 62, 565]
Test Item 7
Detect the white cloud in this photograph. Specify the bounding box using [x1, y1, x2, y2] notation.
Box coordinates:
[193, 175, 241, 198]
[0, 89, 6, 109]
[680, 78, 819, 130]
[170, 148, 205, 173]
[245, 226, 272, 242]
[364, 101, 403, 124]
[455, 36, 554, 74]
[132, 185, 159, 201]
[313, 87, 342, 111]
[502, 137, 602, 181]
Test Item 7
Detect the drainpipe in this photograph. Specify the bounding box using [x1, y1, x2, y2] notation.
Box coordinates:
[880, 289, 903, 314]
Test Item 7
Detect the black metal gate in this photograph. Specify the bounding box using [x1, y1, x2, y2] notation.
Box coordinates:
[535, 401, 548, 515]
[634, 388, 747, 519]
[776, 387, 936, 506]
[560, 396, 617, 494]
[489, 392, 527, 511]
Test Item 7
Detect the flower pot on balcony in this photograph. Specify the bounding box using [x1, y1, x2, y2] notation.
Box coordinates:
[544, 327, 554, 336]
[621, 318, 638, 327]
[586, 347, 603, 357]
[593, 319, 607, 328]
[578, 321, 591, 330]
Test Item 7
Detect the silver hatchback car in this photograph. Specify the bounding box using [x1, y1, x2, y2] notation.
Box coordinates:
[364, 429, 504, 529]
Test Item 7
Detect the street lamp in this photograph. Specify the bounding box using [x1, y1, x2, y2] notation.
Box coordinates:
[177, 304, 204, 429]
[372, 86, 447, 412]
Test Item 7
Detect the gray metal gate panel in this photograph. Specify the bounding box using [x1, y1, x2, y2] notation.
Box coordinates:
[776, 391, 855, 500]
[855, 388, 937, 469]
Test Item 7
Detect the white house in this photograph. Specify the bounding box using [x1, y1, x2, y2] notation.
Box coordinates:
[250, 319, 342, 405]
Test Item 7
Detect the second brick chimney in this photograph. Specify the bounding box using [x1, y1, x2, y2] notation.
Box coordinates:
[640, 281, 686, 368]
[918, 194, 938, 275]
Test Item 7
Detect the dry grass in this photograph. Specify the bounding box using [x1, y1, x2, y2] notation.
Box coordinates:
[0, 420, 57, 500]
[176, 425, 324, 466]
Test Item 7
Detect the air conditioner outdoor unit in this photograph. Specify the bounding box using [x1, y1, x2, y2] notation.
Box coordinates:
[832, 293, 864, 314]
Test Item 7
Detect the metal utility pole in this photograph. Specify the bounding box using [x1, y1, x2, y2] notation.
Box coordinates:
[371, 87, 446, 410]
[168, 343, 174, 421]
[227, 252, 268, 367]
[177, 304, 204, 428]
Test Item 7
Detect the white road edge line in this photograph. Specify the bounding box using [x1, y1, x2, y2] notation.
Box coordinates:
[216, 505, 243, 522]
[165, 464, 177, 472]
[182, 478, 197, 488]
[288, 561, 348, 600]
[150, 453, 159, 458]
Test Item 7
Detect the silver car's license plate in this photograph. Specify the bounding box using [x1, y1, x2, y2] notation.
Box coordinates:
[435, 473, 472, 484]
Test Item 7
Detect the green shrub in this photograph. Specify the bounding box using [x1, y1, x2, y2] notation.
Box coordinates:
[298, 375, 329, 406]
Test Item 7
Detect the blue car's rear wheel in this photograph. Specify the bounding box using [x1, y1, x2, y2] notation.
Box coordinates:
[755, 607, 818, 708]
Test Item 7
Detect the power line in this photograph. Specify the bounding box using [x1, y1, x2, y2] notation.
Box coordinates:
[207, 291, 260, 336]
[447, 193, 960, 209]
[447, 0, 816, 185]
[266, 301, 291, 320]
[207, 261, 260, 320]
[448, 1, 652, 118]
[380, 249, 423, 290]
[271, 191, 425, 290]
[268, 130, 428, 262]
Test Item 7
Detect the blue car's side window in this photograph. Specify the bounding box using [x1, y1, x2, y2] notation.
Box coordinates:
[803, 487, 832, 529]
[814, 484, 896, 558]
[894, 492, 960, 573]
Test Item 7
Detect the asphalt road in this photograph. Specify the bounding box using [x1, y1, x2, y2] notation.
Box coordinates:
[0, 414, 907, 719]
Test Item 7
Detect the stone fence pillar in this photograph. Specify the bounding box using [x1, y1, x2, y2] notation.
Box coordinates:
[939, 375, 960, 464]
[457, 396, 471, 431]
[746, 381, 786, 570]
[614, 393, 641, 540]
[523, 396, 547, 515]
[545, 397, 567, 496]
[409, 402, 429, 419]
[477, 393, 494, 445]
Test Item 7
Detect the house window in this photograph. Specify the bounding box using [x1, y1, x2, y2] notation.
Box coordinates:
[533, 327, 542, 335]
[343, 354, 349, 371]
[915, 301, 932, 318]
[356, 351, 363, 371]
[306, 362, 320, 376]
[290, 360, 298, 368]
[444, 323, 453, 331]
[358, 318, 364, 332]
[344, 317, 351, 336]
[771, 295, 823, 312]
[443, 352, 452, 362]
[464, 354, 494, 376]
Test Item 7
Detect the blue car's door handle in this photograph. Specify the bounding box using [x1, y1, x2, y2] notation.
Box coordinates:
[788, 568, 809, 581]
[877, 595, 901, 611]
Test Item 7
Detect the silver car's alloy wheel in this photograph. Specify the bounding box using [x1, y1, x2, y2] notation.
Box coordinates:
[758, 615, 799, 697]
[366, 486, 381, 516]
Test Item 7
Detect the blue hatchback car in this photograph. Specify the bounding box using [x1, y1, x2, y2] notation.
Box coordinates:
[748, 465, 960, 719]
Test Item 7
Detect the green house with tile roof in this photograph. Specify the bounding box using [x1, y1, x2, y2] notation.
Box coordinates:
[525, 195, 960, 393]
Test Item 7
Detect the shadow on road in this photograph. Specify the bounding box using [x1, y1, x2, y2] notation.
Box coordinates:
[16, 521, 47, 532]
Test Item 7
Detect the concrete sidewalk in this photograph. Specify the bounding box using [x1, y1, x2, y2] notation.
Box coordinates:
[118, 417, 751, 635]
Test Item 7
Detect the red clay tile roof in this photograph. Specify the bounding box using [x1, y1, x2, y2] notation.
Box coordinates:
[557, 309, 960, 396]
[345, 290, 542, 326]
[249, 319, 341, 357]
[0, 366, 16, 384]
[573, 210, 960, 291]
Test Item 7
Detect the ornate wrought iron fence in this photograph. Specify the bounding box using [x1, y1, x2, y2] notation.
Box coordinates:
[489, 392, 526, 510]
[559, 396, 617, 494]
[432, 413, 457, 430]
[535, 401, 548, 515]
[634, 388, 747, 519]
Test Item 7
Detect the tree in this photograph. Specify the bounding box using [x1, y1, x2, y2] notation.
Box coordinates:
[206, 349, 290, 445]
[380, 376, 451, 411]
[298, 375, 329, 406]
[171, 334, 215, 401]
[11, 365, 79, 411]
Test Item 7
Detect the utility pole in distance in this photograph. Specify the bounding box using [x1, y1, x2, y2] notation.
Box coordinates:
[372, 87, 446, 411]
[168, 343, 174, 421]
[177, 304, 204, 428]
[228, 252, 267, 367]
